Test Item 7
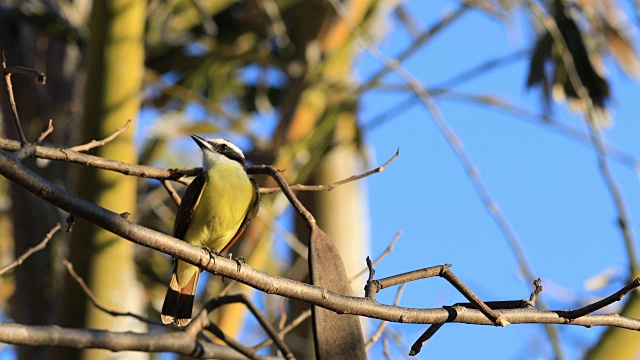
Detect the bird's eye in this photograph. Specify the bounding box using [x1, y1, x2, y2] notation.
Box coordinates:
[220, 144, 228, 151]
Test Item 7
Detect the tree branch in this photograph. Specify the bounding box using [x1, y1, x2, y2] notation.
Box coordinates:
[0, 223, 61, 276]
[258, 149, 400, 194]
[1, 148, 640, 354]
[1, 50, 46, 146]
[0, 323, 277, 359]
[68, 120, 132, 152]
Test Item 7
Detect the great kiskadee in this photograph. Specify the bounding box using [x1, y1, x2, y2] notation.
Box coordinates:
[161, 135, 260, 326]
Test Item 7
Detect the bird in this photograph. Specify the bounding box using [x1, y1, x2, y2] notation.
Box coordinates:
[161, 135, 260, 326]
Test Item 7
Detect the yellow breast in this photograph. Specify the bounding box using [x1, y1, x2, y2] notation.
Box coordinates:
[183, 164, 253, 250]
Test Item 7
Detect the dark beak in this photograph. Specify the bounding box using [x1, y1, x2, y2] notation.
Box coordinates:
[190, 135, 210, 151]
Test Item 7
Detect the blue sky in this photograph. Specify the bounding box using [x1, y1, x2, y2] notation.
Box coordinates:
[358, 1, 640, 359]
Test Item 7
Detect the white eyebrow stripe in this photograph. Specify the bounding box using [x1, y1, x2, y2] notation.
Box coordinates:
[207, 138, 245, 159]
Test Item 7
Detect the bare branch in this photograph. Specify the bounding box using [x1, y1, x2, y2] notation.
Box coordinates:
[253, 309, 312, 351]
[0, 223, 61, 276]
[1, 150, 640, 342]
[0, 138, 196, 183]
[68, 120, 131, 152]
[1, 49, 46, 146]
[162, 180, 182, 207]
[36, 120, 54, 144]
[351, 231, 402, 281]
[63, 259, 166, 326]
[424, 279, 522, 357]
[360, 3, 470, 90]
[561, 277, 640, 320]
[588, 123, 639, 275]
[201, 295, 294, 359]
[0, 323, 275, 359]
[258, 149, 400, 194]
[206, 322, 269, 360]
[382, 337, 393, 360]
[3, 65, 46, 83]
[0, 136, 396, 196]
[372, 264, 506, 326]
[409, 322, 444, 356]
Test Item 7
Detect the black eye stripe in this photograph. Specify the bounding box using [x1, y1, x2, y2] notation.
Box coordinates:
[211, 142, 245, 166]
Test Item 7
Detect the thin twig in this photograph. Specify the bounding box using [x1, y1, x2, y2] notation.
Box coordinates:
[351, 231, 402, 281]
[263, 215, 308, 260]
[0, 223, 61, 276]
[454, 278, 543, 312]
[62, 259, 166, 326]
[382, 337, 393, 360]
[1, 50, 46, 146]
[259, 149, 400, 194]
[588, 122, 638, 275]
[190, 309, 265, 360]
[363, 48, 531, 132]
[408, 322, 444, 356]
[249, 165, 315, 225]
[375, 265, 448, 290]
[202, 294, 295, 359]
[253, 309, 312, 351]
[360, 3, 471, 90]
[393, 4, 422, 39]
[364, 257, 378, 299]
[162, 180, 181, 207]
[278, 300, 287, 330]
[36, 120, 54, 144]
[438, 265, 507, 326]
[14, 119, 55, 160]
[68, 120, 131, 152]
[529, 278, 543, 307]
[561, 277, 640, 320]
[206, 323, 271, 360]
[3, 66, 46, 83]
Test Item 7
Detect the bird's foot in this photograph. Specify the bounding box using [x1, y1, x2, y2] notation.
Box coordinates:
[203, 247, 221, 267]
[233, 256, 246, 272]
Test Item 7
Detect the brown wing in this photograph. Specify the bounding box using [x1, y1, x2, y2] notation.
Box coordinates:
[173, 173, 207, 239]
[220, 178, 261, 254]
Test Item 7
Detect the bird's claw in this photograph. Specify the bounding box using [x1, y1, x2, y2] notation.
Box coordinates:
[233, 256, 246, 272]
[203, 247, 221, 267]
